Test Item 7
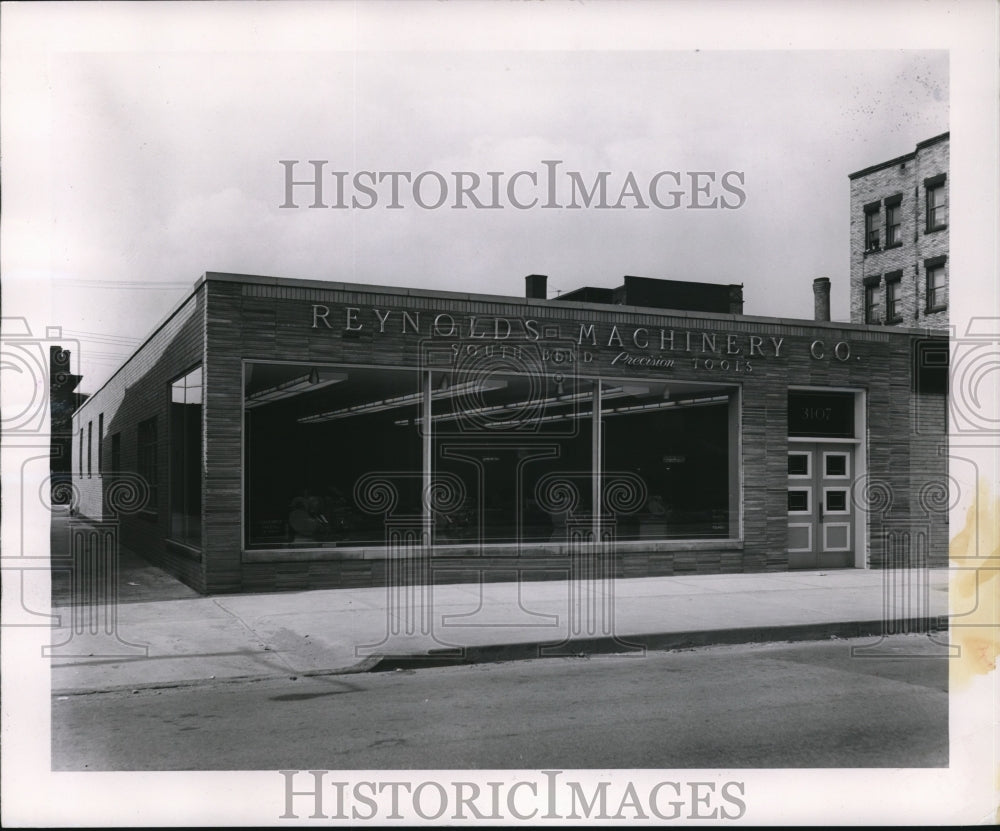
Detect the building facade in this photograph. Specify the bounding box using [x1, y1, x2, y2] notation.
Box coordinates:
[849, 132, 949, 330]
[70, 271, 948, 594]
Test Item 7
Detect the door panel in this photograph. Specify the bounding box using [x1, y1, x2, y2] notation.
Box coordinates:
[788, 443, 854, 569]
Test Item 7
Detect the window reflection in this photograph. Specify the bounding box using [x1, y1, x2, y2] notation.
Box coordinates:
[431, 372, 595, 544]
[244, 363, 422, 548]
[243, 361, 738, 549]
[602, 385, 733, 539]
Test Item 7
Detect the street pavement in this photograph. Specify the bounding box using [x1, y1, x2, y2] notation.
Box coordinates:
[53, 637, 950, 770]
[48, 538, 950, 695]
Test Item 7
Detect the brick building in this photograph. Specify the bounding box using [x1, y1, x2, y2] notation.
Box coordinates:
[849, 132, 949, 330]
[50, 346, 85, 504]
[70, 271, 948, 594]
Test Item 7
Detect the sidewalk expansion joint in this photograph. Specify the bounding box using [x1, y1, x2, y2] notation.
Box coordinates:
[210, 597, 298, 675]
[52, 655, 385, 698]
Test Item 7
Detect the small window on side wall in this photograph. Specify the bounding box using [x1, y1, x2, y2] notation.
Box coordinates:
[137, 417, 159, 516]
[170, 366, 203, 546]
[110, 433, 121, 477]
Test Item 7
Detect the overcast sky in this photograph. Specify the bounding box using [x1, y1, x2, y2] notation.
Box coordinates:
[1, 4, 953, 393]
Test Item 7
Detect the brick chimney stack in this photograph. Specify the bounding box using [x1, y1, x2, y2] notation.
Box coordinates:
[728, 284, 744, 315]
[813, 277, 831, 322]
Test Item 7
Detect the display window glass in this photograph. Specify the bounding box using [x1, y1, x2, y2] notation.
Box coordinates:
[430, 370, 595, 544]
[602, 384, 734, 540]
[245, 363, 422, 547]
[243, 361, 739, 550]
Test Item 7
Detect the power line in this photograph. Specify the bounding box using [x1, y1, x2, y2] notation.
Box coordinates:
[62, 330, 141, 346]
[62, 280, 192, 291]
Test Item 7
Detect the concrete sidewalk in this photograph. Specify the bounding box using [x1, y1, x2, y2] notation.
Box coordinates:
[48, 566, 951, 696]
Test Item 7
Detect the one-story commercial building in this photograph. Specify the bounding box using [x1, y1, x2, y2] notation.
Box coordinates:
[71, 271, 948, 594]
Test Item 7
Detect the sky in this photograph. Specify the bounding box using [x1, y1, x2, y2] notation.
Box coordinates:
[0, 4, 955, 395]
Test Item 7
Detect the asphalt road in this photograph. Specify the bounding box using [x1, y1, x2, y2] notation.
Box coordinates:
[52, 634, 948, 770]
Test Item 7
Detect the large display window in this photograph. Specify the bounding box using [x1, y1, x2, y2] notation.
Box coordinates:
[243, 361, 739, 550]
[601, 384, 733, 539]
[244, 363, 423, 547]
[430, 370, 596, 544]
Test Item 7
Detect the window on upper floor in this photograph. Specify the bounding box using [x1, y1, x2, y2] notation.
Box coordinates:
[926, 256, 948, 312]
[863, 277, 881, 325]
[864, 203, 880, 251]
[884, 272, 903, 325]
[925, 175, 947, 232]
[885, 196, 902, 247]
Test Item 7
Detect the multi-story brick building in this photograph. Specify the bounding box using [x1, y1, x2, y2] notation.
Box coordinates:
[849, 132, 949, 330]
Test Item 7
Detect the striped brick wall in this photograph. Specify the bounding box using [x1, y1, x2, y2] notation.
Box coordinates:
[197, 275, 948, 593]
[71, 274, 947, 594]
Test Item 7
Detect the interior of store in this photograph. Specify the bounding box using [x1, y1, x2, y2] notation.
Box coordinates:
[243, 362, 737, 549]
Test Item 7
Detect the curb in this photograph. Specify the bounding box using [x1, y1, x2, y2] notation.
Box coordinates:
[368, 617, 949, 670]
[51, 617, 947, 697]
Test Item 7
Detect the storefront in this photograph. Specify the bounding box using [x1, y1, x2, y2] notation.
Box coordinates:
[71, 272, 948, 594]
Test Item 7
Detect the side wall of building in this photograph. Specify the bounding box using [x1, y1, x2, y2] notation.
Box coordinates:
[72, 290, 207, 591]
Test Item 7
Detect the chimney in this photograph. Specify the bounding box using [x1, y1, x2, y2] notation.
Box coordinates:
[813, 277, 831, 322]
[525, 274, 547, 300]
[728, 284, 744, 315]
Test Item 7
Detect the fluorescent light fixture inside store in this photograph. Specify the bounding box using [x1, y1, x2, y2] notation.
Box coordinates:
[402, 384, 652, 426]
[299, 378, 509, 424]
[245, 368, 348, 408]
[395, 390, 729, 427]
